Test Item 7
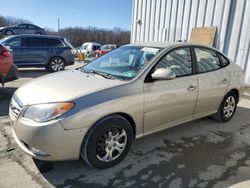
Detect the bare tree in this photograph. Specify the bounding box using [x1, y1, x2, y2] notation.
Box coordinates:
[49, 26, 130, 47]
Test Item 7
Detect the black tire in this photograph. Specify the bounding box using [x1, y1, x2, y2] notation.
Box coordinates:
[45, 65, 50, 71]
[35, 32, 42, 35]
[86, 52, 90, 58]
[48, 57, 65, 72]
[81, 115, 134, 169]
[214, 91, 238, 122]
[5, 30, 14, 35]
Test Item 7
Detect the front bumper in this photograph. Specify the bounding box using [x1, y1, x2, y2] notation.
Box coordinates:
[10, 116, 87, 161]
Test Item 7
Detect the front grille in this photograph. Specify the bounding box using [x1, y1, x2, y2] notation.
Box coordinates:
[9, 96, 23, 120]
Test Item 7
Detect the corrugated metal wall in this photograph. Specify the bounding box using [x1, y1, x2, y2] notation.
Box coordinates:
[131, 0, 250, 83]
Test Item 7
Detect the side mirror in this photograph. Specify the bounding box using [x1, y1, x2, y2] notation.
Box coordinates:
[151, 68, 176, 80]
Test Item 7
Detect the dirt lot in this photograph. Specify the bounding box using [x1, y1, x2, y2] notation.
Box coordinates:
[1, 66, 250, 188]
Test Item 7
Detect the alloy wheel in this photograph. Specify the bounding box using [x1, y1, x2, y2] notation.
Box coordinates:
[50, 58, 64, 72]
[96, 128, 127, 162]
[223, 96, 236, 118]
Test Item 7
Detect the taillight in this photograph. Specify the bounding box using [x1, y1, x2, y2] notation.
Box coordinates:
[0, 45, 11, 57]
[2, 51, 11, 57]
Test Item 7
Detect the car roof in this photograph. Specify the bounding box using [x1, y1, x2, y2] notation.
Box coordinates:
[82, 42, 101, 45]
[6, 34, 64, 40]
[127, 42, 221, 52]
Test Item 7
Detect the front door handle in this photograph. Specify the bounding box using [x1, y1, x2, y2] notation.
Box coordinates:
[187, 85, 197, 91]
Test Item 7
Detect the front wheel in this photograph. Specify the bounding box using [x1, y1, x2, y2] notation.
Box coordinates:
[214, 92, 238, 122]
[5, 30, 14, 35]
[81, 115, 133, 169]
[48, 57, 65, 72]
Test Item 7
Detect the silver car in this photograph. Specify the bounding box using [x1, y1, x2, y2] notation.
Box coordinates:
[0, 23, 46, 36]
[9, 42, 245, 169]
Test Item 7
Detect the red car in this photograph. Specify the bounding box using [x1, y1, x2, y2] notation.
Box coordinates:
[95, 44, 119, 58]
[0, 44, 19, 86]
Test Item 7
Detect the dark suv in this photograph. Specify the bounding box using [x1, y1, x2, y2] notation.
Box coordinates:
[0, 35, 75, 72]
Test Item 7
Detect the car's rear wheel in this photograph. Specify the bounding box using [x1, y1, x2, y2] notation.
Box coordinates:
[49, 57, 65, 72]
[5, 30, 14, 35]
[214, 91, 238, 122]
[81, 115, 133, 169]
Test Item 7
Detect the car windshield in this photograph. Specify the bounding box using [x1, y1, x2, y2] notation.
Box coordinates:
[100, 45, 108, 50]
[82, 46, 161, 80]
[81, 44, 88, 49]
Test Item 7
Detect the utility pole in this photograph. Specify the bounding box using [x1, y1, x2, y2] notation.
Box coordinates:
[58, 19, 60, 32]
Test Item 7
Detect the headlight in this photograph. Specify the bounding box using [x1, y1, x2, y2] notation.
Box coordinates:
[23, 102, 74, 122]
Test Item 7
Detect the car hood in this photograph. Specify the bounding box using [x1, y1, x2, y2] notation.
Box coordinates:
[0, 27, 6, 30]
[15, 70, 124, 106]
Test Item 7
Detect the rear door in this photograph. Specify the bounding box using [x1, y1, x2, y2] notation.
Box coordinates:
[193, 47, 230, 118]
[143, 47, 198, 133]
[25, 37, 52, 65]
[15, 24, 27, 34]
[26, 24, 36, 34]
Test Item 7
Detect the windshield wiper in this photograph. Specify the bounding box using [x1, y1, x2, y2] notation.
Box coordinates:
[84, 70, 116, 80]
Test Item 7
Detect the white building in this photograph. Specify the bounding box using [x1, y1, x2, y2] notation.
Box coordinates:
[131, 0, 250, 84]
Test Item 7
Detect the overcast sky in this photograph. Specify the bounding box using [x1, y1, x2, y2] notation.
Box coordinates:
[0, 0, 132, 30]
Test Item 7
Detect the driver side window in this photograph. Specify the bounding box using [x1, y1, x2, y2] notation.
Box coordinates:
[18, 24, 27, 29]
[155, 47, 192, 77]
[6, 37, 25, 48]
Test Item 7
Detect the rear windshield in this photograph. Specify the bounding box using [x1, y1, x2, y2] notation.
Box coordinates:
[64, 39, 74, 49]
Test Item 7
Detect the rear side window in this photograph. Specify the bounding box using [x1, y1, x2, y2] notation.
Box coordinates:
[28, 37, 45, 46]
[46, 39, 64, 47]
[28, 25, 35, 29]
[194, 47, 221, 73]
[27, 37, 64, 47]
[155, 47, 192, 77]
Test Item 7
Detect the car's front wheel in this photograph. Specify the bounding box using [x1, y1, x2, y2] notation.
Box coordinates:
[215, 91, 238, 122]
[81, 115, 133, 169]
[5, 30, 14, 35]
[49, 57, 65, 72]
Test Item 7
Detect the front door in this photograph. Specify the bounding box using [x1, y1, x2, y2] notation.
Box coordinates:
[6, 36, 27, 65]
[143, 47, 198, 133]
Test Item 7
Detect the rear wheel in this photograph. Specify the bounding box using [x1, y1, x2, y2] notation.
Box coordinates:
[49, 57, 65, 72]
[81, 115, 133, 169]
[214, 91, 238, 122]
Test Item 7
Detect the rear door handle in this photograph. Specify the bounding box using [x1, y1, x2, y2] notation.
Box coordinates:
[187, 85, 197, 91]
[221, 78, 229, 84]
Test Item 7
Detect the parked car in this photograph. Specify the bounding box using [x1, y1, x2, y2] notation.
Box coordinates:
[79, 42, 101, 57]
[0, 34, 75, 72]
[0, 44, 19, 86]
[95, 44, 119, 58]
[9, 42, 245, 169]
[0, 24, 46, 36]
